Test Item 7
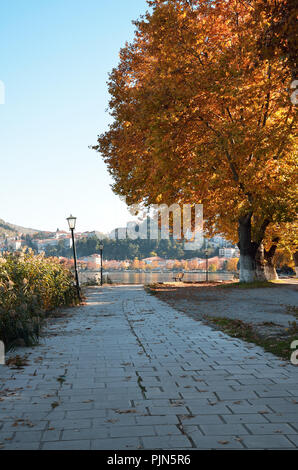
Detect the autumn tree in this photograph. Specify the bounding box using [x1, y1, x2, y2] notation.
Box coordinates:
[254, 0, 297, 80]
[138, 260, 146, 270]
[95, 0, 297, 282]
[119, 261, 128, 270]
[188, 258, 199, 270]
[264, 220, 298, 277]
[226, 258, 239, 272]
[209, 263, 217, 272]
[132, 258, 140, 270]
[173, 260, 182, 270]
[180, 260, 189, 270]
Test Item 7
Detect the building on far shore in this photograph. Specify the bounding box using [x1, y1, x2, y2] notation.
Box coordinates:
[0, 237, 25, 253]
[36, 237, 72, 253]
[78, 254, 102, 269]
[142, 256, 167, 266]
[219, 247, 240, 258]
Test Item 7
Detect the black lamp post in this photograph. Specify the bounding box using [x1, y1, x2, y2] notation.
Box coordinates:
[99, 242, 104, 286]
[204, 248, 209, 282]
[67, 214, 81, 301]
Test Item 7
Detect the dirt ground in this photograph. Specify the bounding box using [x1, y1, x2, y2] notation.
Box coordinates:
[147, 280, 298, 339]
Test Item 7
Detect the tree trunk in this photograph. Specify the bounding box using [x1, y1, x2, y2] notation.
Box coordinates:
[238, 214, 258, 282]
[255, 244, 268, 281]
[293, 251, 298, 278]
[264, 238, 279, 281]
[264, 262, 278, 280]
[239, 253, 256, 282]
[238, 214, 270, 282]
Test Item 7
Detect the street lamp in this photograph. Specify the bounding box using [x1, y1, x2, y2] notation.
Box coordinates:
[204, 248, 209, 283]
[99, 242, 104, 286]
[66, 214, 81, 301]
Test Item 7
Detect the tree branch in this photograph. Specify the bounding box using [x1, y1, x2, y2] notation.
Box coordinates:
[262, 65, 272, 127]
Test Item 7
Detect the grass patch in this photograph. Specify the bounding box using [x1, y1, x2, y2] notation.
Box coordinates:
[145, 283, 298, 360]
[144, 284, 159, 295]
[218, 281, 277, 289]
[146, 281, 278, 292]
[204, 316, 298, 360]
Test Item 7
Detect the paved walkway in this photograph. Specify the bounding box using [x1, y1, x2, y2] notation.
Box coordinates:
[0, 285, 298, 450]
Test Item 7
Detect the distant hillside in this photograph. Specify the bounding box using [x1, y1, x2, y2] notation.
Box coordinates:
[0, 219, 41, 236]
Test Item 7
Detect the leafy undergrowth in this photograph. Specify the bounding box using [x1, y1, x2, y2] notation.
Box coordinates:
[0, 250, 80, 350]
[204, 316, 298, 360]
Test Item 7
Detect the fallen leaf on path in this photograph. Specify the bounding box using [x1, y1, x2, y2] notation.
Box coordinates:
[51, 402, 60, 409]
[114, 409, 137, 414]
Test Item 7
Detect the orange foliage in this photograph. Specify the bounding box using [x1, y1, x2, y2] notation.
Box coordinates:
[95, 0, 297, 279]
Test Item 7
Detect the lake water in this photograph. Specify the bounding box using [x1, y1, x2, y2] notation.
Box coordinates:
[104, 271, 236, 284]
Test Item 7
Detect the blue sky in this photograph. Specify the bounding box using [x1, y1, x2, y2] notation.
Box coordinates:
[0, 0, 148, 233]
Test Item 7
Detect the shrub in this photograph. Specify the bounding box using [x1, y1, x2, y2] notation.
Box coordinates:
[209, 263, 217, 272]
[0, 250, 79, 349]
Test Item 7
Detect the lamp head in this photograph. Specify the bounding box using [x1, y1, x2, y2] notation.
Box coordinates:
[67, 214, 77, 230]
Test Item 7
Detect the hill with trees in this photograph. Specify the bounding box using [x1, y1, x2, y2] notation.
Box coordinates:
[0, 219, 40, 237]
[45, 235, 219, 261]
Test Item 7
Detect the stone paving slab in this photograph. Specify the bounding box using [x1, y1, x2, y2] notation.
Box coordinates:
[0, 285, 298, 450]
